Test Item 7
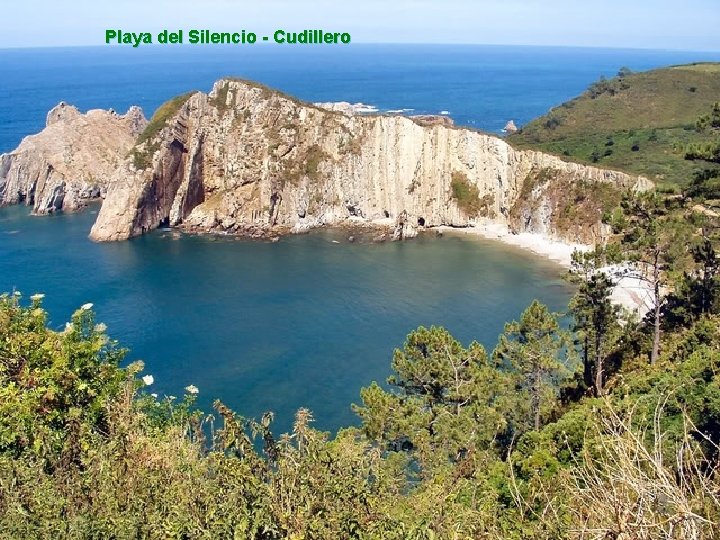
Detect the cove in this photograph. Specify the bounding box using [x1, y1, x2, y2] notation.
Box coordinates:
[0, 205, 573, 434]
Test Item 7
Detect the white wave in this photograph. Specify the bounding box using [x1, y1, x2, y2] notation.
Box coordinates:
[313, 101, 379, 114]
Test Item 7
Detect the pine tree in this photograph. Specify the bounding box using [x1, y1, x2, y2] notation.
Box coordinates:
[620, 193, 693, 363]
[569, 266, 620, 396]
[355, 326, 513, 460]
[493, 300, 569, 432]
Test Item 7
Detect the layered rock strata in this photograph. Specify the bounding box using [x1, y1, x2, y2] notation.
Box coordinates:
[0, 78, 651, 243]
[0, 103, 146, 214]
[89, 79, 651, 242]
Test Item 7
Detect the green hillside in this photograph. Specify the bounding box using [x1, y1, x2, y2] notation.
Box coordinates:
[509, 63, 720, 188]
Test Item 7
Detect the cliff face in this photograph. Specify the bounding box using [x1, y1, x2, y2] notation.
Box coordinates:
[0, 103, 146, 214]
[89, 79, 650, 243]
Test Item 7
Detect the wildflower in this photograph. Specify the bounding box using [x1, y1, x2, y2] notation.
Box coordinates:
[142, 375, 154, 386]
[94, 323, 107, 333]
[30, 293, 45, 301]
[185, 385, 199, 395]
[64, 322, 74, 333]
[80, 303, 93, 310]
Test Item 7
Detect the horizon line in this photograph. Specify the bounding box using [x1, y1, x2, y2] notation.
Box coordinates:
[0, 41, 719, 55]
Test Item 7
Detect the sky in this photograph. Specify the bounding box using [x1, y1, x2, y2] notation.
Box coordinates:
[1, 0, 718, 51]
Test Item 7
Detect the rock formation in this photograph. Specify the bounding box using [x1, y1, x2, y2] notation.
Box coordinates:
[504, 120, 518, 133]
[89, 78, 650, 243]
[0, 103, 146, 214]
[0, 78, 651, 244]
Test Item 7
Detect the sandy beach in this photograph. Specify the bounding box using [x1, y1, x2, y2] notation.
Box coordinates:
[435, 223, 653, 317]
[434, 223, 588, 268]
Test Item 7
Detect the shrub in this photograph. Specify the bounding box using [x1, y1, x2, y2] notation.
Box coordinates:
[451, 171, 486, 216]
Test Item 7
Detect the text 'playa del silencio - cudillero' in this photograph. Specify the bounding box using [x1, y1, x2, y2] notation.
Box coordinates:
[105, 29, 352, 47]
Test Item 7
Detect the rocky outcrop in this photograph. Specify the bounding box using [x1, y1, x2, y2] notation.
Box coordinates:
[0, 103, 146, 214]
[89, 78, 650, 243]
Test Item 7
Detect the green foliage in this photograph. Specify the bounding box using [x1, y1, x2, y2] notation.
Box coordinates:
[0, 294, 128, 459]
[279, 144, 330, 187]
[587, 74, 630, 99]
[2, 293, 720, 538]
[684, 140, 720, 163]
[685, 168, 720, 200]
[209, 81, 234, 113]
[618, 192, 696, 363]
[129, 92, 195, 170]
[509, 64, 720, 185]
[569, 253, 622, 396]
[493, 300, 571, 432]
[303, 144, 327, 180]
[664, 237, 720, 328]
[137, 92, 196, 147]
[450, 171, 490, 216]
[130, 140, 159, 170]
[355, 326, 512, 466]
[695, 101, 720, 131]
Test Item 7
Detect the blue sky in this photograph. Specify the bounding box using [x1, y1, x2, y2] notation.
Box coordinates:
[2, 0, 719, 50]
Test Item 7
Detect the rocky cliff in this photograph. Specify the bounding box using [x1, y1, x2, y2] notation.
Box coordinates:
[0, 103, 146, 214]
[88, 78, 651, 243]
[0, 79, 651, 242]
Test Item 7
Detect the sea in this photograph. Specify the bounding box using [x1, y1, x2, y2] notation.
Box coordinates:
[0, 44, 718, 433]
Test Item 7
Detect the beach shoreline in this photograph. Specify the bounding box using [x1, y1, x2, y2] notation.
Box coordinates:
[434, 223, 587, 269]
[434, 223, 652, 317]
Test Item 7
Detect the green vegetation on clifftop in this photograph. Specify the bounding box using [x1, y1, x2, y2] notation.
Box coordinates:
[130, 91, 196, 169]
[509, 63, 720, 188]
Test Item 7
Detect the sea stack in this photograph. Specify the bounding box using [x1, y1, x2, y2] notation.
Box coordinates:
[504, 120, 518, 133]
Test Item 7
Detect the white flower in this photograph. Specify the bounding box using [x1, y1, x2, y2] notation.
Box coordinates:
[142, 375, 154, 386]
[94, 323, 107, 333]
[80, 303, 93, 311]
[185, 385, 199, 395]
[64, 322, 74, 333]
[30, 293, 45, 301]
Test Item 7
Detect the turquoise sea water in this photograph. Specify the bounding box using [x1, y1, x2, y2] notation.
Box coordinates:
[1, 44, 718, 432]
[0, 205, 572, 432]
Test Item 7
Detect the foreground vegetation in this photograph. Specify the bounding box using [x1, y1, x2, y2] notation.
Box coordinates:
[509, 63, 720, 189]
[2, 187, 720, 538]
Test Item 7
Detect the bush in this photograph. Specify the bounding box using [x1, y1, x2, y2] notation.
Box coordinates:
[451, 171, 488, 216]
[544, 117, 561, 130]
[0, 294, 128, 459]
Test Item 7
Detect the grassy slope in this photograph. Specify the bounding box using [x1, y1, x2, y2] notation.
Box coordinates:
[508, 63, 720, 189]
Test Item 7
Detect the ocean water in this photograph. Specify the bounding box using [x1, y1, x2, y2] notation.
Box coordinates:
[0, 206, 572, 433]
[0, 44, 718, 432]
[1, 44, 719, 153]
